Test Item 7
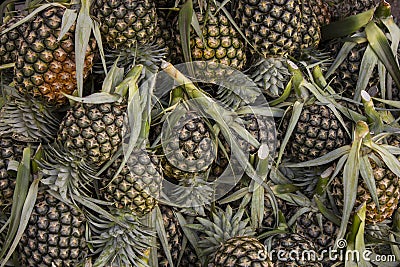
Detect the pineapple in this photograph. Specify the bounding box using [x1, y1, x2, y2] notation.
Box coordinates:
[14, 5, 96, 106]
[235, 0, 323, 98]
[176, 1, 247, 70]
[190, 205, 273, 266]
[282, 103, 351, 162]
[18, 189, 88, 266]
[91, 0, 158, 50]
[235, 0, 321, 57]
[57, 100, 127, 167]
[99, 149, 163, 217]
[160, 111, 216, 181]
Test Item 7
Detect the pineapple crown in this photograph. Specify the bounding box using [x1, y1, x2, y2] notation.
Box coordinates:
[0, 87, 60, 143]
[39, 143, 98, 204]
[93, 43, 167, 78]
[188, 205, 255, 257]
[170, 174, 215, 216]
[88, 207, 155, 267]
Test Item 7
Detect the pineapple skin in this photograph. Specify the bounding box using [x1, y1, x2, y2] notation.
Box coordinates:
[18, 190, 87, 266]
[91, 0, 158, 50]
[14, 6, 96, 106]
[57, 102, 126, 167]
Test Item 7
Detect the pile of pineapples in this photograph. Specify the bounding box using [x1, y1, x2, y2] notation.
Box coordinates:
[0, 0, 400, 266]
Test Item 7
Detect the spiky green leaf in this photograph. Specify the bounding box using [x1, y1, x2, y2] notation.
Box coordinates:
[321, 8, 375, 41]
[365, 21, 400, 89]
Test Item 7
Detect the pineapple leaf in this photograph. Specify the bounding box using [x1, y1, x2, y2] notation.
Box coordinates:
[250, 179, 264, 229]
[154, 207, 174, 267]
[381, 17, 400, 56]
[59, 8, 77, 41]
[75, 2, 93, 98]
[355, 44, 378, 101]
[0, 146, 31, 260]
[326, 40, 358, 79]
[63, 92, 120, 103]
[276, 100, 304, 166]
[371, 97, 400, 108]
[269, 77, 293, 107]
[335, 121, 368, 247]
[179, 0, 193, 64]
[346, 203, 372, 267]
[284, 145, 350, 168]
[365, 21, 400, 89]
[321, 7, 374, 41]
[0, 178, 39, 267]
[102, 59, 124, 94]
[366, 141, 400, 178]
[92, 19, 107, 74]
[359, 154, 379, 210]
[314, 196, 341, 226]
[176, 212, 205, 265]
[218, 188, 248, 205]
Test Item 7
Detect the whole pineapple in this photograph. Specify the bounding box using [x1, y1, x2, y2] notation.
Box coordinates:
[193, 205, 273, 266]
[282, 103, 351, 162]
[99, 149, 163, 217]
[18, 189, 88, 266]
[91, 0, 158, 50]
[14, 6, 96, 106]
[235, 0, 321, 57]
[160, 111, 216, 181]
[57, 101, 127, 167]
[176, 1, 247, 70]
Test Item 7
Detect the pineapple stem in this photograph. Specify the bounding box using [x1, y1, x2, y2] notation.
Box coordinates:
[287, 61, 309, 101]
[361, 90, 383, 134]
